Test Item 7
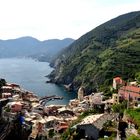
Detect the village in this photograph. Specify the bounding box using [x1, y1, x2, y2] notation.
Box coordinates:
[0, 77, 140, 140]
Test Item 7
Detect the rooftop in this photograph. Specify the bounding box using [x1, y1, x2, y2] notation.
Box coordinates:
[113, 77, 122, 80]
[80, 114, 103, 125]
[119, 86, 140, 93]
[45, 116, 63, 122]
[1, 86, 12, 89]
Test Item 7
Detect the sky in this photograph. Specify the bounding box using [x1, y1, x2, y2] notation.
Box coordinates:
[0, 0, 139, 41]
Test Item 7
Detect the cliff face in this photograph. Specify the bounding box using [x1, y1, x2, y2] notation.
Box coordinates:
[49, 11, 140, 93]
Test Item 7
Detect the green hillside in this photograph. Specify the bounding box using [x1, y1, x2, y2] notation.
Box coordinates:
[49, 11, 140, 93]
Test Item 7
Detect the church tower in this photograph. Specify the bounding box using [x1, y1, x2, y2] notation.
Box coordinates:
[78, 86, 85, 101]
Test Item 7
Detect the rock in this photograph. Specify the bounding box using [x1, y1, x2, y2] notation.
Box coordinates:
[64, 83, 74, 92]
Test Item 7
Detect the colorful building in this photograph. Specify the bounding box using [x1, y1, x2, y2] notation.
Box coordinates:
[118, 86, 140, 102]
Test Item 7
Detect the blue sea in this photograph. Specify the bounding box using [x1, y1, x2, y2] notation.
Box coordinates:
[0, 58, 76, 105]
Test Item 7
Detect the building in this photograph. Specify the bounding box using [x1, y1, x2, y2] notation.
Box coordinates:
[6, 83, 21, 94]
[69, 99, 79, 108]
[78, 86, 85, 101]
[6, 101, 23, 112]
[2, 93, 12, 98]
[129, 81, 138, 86]
[58, 107, 74, 116]
[2, 110, 17, 121]
[113, 77, 125, 89]
[112, 94, 119, 104]
[44, 116, 62, 129]
[118, 86, 140, 102]
[103, 94, 121, 113]
[76, 113, 118, 140]
[1, 86, 13, 93]
[89, 92, 103, 106]
[55, 122, 68, 133]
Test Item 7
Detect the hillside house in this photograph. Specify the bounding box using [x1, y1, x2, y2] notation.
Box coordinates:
[118, 86, 140, 102]
[6, 101, 23, 112]
[1, 86, 13, 93]
[113, 77, 125, 89]
[6, 83, 21, 94]
[55, 122, 68, 133]
[2, 93, 12, 98]
[76, 113, 118, 140]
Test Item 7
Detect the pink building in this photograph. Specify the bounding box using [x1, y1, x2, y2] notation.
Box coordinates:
[118, 86, 140, 101]
[10, 102, 23, 112]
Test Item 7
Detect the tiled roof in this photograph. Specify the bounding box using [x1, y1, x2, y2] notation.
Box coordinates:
[57, 125, 68, 130]
[114, 77, 122, 80]
[120, 86, 140, 93]
[113, 77, 124, 84]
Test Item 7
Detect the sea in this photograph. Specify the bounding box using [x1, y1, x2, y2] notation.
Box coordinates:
[0, 58, 76, 105]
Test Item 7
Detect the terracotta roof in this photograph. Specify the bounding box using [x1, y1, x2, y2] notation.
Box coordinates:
[120, 86, 140, 93]
[113, 77, 125, 84]
[57, 125, 68, 130]
[114, 77, 122, 80]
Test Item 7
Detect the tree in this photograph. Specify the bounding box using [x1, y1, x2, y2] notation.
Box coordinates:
[0, 79, 6, 89]
[112, 101, 127, 114]
[135, 72, 140, 84]
[103, 120, 113, 130]
[48, 129, 55, 138]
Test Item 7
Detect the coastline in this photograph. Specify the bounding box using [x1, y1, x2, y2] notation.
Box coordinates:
[0, 58, 76, 105]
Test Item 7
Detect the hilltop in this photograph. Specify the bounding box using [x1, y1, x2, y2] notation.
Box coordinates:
[49, 11, 140, 93]
[0, 37, 74, 62]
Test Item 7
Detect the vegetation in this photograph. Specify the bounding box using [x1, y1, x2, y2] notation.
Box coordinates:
[0, 78, 6, 89]
[5, 107, 10, 112]
[125, 108, 140, 127]
[112, 101, 127, 114]
[103, 120, 114, 130]
[135, 72, 140, 84]
[61, 109, 97, 140]
[50, 11, 140, 93]
[99, 134, 116, 140]
[127, 135, 140, 140]
[61, 128, 80, 140]
[48, 129, 55, 138]
[0, 79, 6, 96]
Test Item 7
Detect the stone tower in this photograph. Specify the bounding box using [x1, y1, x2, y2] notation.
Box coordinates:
[78, 86, 85, 101]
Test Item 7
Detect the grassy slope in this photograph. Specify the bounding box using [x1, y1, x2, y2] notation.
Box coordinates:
[125, 108, 140, 127]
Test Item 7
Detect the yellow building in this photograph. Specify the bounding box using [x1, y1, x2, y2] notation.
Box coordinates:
[112, 94, 119, 104]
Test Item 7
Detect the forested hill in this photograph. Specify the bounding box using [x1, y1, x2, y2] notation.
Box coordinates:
[0, 37, 74, 62]
[49, 11, 140, 93]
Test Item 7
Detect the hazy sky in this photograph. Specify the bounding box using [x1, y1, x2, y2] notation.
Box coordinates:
[0, 0, 139, 40]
